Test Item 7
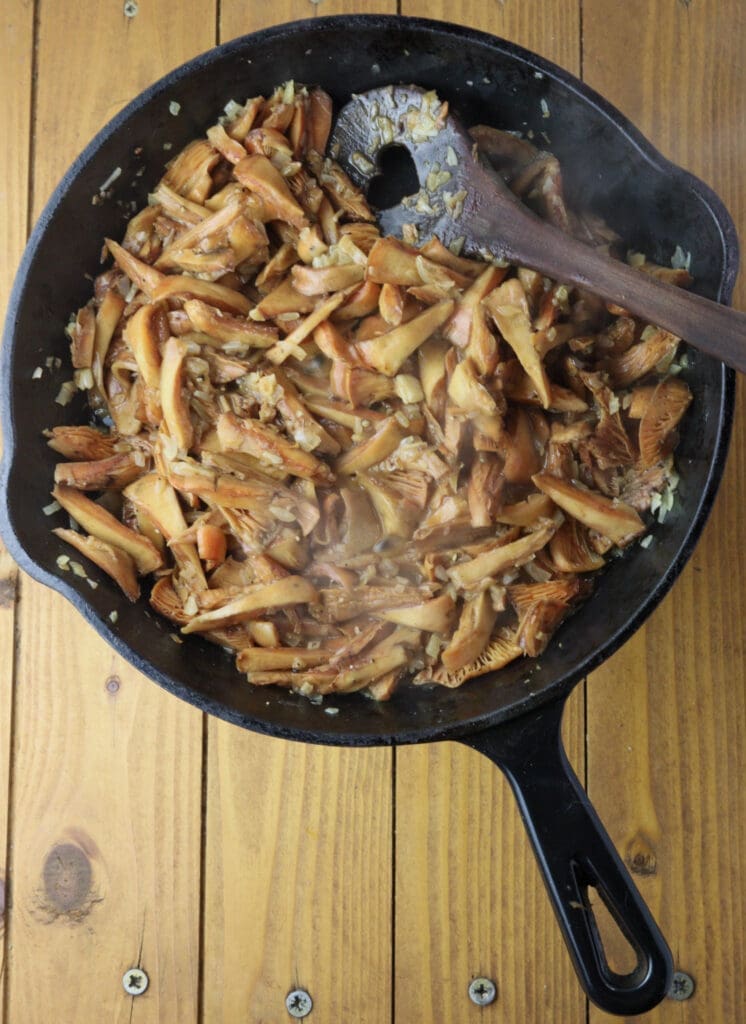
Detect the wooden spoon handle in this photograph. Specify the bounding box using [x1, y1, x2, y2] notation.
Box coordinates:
[478, 204, 745, 372]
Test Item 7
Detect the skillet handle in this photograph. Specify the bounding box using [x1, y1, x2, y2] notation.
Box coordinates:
[459, 697, 673, 1016]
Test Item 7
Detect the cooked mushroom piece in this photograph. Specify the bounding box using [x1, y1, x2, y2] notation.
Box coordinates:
[532, 472, 645, 547]
[53, 527, 140, 601]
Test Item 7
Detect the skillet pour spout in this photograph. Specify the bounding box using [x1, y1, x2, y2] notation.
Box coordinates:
[0, 13, 737, 1018]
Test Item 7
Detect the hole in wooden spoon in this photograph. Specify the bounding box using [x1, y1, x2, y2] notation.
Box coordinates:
[367, 144, 420, 210]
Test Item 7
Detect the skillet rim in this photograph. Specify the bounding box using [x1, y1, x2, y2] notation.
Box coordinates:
[0, 13, 738, 747]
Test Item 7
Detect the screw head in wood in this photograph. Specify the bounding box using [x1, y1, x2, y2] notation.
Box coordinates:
[286, 988, 313, 1018]
[668, 971, 695, 1001]
[122, 967, 149, 996]
[468, 976, 497, 1006]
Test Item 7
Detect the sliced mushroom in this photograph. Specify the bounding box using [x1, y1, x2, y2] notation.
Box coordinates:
[53, 484, 162, 574]
[447, 518, 558, 589]
[375, 593, 456, 633]
[484, 278, 551, 408]
[355, 300, 454, 377]
[441, 591, 497, 672]
[428, 628, 523, 687]
[46, 426, 118, 461]
[549, 519, 606, 572]
[160, 338, 194, 452]
[336, 419, 407, 476]
[53, 527, 140, 601]
[54, 452, 144, 491]
[532, 472, 644, 547]
[217, 411, 334, 484]
[638, 378, 692, 468]
[182, 575, 317, 633]
[234, 153, 308, 229]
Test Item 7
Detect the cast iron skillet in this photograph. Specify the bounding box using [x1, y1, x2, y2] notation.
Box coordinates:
[0, 15, 737, 1016]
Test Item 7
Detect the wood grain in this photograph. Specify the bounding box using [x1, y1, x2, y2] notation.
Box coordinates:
[583, 1, 746, 1021]
[201, 9, 397, 1024]
[394, 3, 587, 1022]
[3, 2, 211, 1021]
[202, 730, 393, 1023]
[0, 0, 33, 1015]
[219, 0, 397, 42]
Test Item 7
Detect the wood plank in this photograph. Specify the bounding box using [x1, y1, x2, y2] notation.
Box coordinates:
[400, 0, 580, 60]
[395, 691, 586, 1024]
[220, 0, 397, 42]
[4, 2, 212, 1021]
[202, 730, 392, 1023]
[0, 0, 34, 1015]
[203, 8, 397, 1023]
[583, 2, 746, 1021]
[394, 3, 586, 1022]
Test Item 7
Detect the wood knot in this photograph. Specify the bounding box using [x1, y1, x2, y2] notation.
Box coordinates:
[625, 832, 658, 876]
[105, 675, 121, 694]
[0, 576, 17, 609]
[43, 843, 92, 913]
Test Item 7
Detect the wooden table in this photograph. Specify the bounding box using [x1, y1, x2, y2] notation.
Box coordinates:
[1, 2, 744, 1021]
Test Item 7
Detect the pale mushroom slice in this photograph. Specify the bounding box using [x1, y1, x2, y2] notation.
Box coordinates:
[356, 471, 424, 539]
[330, 362, 397, 404]
[163, 139, 221, 203]
[236, 647, 331, 672]
[150, 575, 191, 624]
[306, 87, 333, 152]
[355, 299, 454, 377]
[316, 585, 434, 624]
[447, 518, 558, 589]
[234, 153, 308, 229]
[105, 238, 165, 298]
[152, 275, 251, 316]
[447, 357, 500, 419]
[160, 338, 194, 452]
[291, 262, 365, 295]
[427, 628, 523, 687]
[441, 591, 497, 672]
[182, 576, 317, 633]
[532, 472, 645, 547]
[68, 304, 96, 369]
[92, 290, 126, 393]
[336, 419, 407, 476]
[484, 278, 551, 408]
[444, 264, 506, 348]
[217, 411, 334, 484]
[605, 327, 680, 386]
[52, 484, 162, 574]
[46, 426, 119, 461]
[264, 290, 351, 365]
[54, 452, 144, 491]
[509, 578, 587, 657]
[306, 150, 376, 222]
[637, 378, 692, 468]
[53, 527, 140, 602]
[374, 593, 457, 633]
[549, 519, 606, 572]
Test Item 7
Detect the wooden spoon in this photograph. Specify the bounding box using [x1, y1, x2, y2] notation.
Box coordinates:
[331, 84, 745, 372]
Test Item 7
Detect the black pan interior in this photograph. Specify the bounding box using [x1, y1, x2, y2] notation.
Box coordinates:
[0, 15, 736, 746]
